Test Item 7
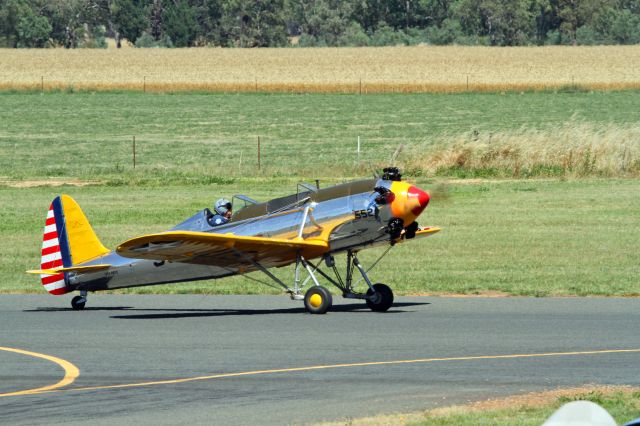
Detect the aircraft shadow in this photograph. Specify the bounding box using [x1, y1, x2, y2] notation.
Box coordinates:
[109, 302, 429, 319]
[23, 302, 429, 319]
[25, 307, 135, 312]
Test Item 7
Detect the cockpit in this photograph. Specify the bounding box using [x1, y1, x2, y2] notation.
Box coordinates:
[170, 179, 379, 233]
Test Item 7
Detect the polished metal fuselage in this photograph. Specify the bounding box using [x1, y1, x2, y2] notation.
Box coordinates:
[70, 179, 395, 292]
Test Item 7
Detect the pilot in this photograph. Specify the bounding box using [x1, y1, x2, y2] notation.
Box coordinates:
[208, 198, 232, 227]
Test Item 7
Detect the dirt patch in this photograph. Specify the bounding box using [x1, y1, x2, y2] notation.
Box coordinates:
[319, 385, 638, 426]
[1, 179, 105, 188]
[430, 384, 637, 415]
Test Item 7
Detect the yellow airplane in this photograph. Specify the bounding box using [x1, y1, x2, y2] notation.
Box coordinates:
[29, 168, 439, 314]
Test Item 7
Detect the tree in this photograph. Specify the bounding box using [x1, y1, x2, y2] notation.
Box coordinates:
[0, 0, 26, 47]
[148, 0, 164, 39]
[291, 0, 352, 46]
[419, 0, 455, 28]
[1, 0, 51, 47]
[193, 0, 223, 45]
[609, 8, 640, 43]
[17, 8, 52, 46]
[220, 0, 287, 47]
[453, 0, 536, 45]
[554, 0, 617, 45]
[45, 0, 95, 48]
[163, 0, 198, 46]
[111, 0, 147, 45]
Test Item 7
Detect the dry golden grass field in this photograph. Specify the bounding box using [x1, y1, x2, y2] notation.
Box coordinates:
[1, 46, 639, 93]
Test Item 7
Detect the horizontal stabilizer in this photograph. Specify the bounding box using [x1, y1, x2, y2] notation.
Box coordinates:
[396, 226, 441, 244]
[413, 227, 441, 238]
[27, 264, 111, 276]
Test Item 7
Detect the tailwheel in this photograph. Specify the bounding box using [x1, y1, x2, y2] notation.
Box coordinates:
[366, 283, 394, 312]
[71, 295, 86, 311]
[304, 286, 333, 314]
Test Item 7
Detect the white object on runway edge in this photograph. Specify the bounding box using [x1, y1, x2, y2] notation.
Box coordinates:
[542, 400, 617, 426]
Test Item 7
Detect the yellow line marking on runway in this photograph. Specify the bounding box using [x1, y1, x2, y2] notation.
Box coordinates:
[64, 348, 640, 393]
[0, 347, 80, 397]
[3, 348, 639, 397]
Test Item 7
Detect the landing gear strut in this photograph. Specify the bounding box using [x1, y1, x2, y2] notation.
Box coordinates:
[301, 250, 395, 313]
[71, 290, 87, 310]
[245, 248, 394, 314]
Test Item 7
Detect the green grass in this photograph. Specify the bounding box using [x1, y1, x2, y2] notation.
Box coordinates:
[1, 91, 638, 295]
[412, 390, 640, 426]
[1, 91, 639, 181]
[3, 178, 638, 296]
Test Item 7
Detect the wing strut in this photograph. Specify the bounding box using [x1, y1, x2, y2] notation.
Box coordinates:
[230, 247, 326, 300]
[230, 247, 293, 293]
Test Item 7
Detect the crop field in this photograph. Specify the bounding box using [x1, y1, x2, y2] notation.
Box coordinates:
[1, 91, 639, 182]
[1, 46, 639, 93]
[2, 179, 639, 296]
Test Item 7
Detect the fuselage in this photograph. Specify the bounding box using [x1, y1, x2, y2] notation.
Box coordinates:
[67, 178, 430, 292]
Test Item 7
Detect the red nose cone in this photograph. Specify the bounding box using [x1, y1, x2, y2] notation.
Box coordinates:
[408, 186, 430, 216]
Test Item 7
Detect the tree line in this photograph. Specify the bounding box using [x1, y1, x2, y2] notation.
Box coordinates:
[1, 0, 639, 48]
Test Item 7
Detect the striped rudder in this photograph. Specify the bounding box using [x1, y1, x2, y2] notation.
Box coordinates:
[40, 197, 71, 295]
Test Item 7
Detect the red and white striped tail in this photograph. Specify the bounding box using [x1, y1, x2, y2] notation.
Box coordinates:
[40, 203, 70, 295]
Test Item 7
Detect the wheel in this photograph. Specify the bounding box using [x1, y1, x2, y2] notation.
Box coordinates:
[304, 286, 333, 314]
[405, 221, 419, 239]
[71, 295, 86, 311]
[366, 283, 394, 312]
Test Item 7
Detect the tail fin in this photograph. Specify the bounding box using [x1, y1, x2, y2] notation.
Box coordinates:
[38, 195, 109, 295]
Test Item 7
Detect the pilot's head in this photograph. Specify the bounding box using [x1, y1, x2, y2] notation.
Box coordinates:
[214, 198, 232, 219]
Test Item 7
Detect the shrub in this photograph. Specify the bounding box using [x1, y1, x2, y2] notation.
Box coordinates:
[337, 22, 369, 46]
[80, 25, 107, 48]
[427, 19, 464, 45]
[369, 24, 409, 46]
[135, 32, 174, 48]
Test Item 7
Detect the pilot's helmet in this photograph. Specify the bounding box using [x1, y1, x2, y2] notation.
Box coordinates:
[214, 198, 232, 215]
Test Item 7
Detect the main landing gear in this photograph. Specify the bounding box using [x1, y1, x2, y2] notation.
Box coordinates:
[71, 290, 87, 310]
[252, 249, 394, 315]
[366, 283, 394, 312]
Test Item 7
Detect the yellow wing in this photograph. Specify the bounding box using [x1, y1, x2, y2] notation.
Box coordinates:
[116, 231, 329, 269]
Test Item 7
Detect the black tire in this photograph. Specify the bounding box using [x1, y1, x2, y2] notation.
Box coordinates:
[71, 295, 86, 311]
[304, 286, 333, 314]
[366, 283, 394, 312]
[405, 221, 419, 239]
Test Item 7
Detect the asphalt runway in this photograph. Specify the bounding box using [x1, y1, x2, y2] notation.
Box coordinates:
[1, 294, 639, 425]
